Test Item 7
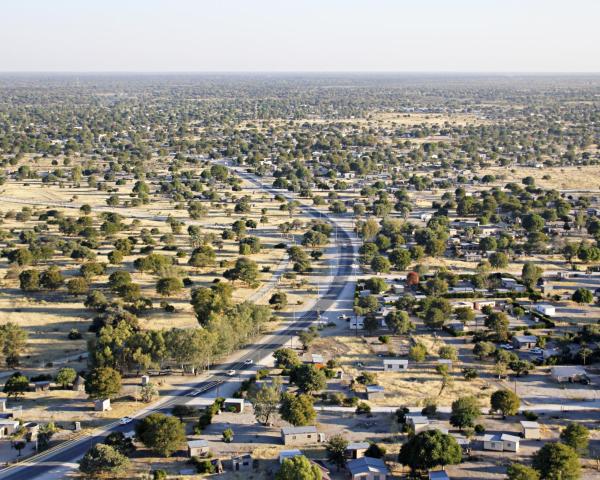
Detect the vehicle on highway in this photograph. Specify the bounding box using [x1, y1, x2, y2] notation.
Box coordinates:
[119, 416, 133, 425]
[227, 369, 236, 376]
[244, 359, 253, 365]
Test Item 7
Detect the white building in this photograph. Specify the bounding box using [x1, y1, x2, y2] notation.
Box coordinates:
[535, 304, 556, 317]
[551, 366, 588, 383]
[520, 421, 541, 440]
[482, 433, 520, 452]
[383, 359, 408, 371]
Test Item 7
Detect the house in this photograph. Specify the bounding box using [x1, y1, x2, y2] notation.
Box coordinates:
[279, 449, 303, 464]
[223, 398, 245, 413]
[429, 471, 450, 480]
[187, 439, 210, 458]
[501, 278, 525, 292]
[366, 385, 385, 400]
[73, 375, 86, 392]
[383, 359, 408, 371]
[231, 454, 253, 471]
[311, 354, 324, 365]
[141, 375, 150, 386]
[512, 335, 537, 350]
[347, 456, 389, 480]
[346, 442, 369, 459]
[520, 421, 541, 440]
[350, 317, 364, 330]
[94, 399, 111, 412]
[31, 381, 51, 392]
[535, 304, 556, 317]
[447, 321, 467, 333]
[392, 284, 404, 294]
[482, 433, 520, 452]
[474, 300, 495, 311]
[281, 426, 325, 446]
[551, 366, 588, 383]
[0, 419, 19, 438]
[405, 415, 429, 433]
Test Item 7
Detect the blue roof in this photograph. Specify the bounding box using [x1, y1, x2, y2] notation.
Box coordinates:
[347, 457, 389, 476]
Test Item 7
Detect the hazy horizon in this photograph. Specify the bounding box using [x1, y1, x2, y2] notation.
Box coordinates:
[1, 0, 599, 73]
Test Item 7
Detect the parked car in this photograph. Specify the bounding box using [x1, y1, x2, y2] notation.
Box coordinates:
[500, 344, 514, 350]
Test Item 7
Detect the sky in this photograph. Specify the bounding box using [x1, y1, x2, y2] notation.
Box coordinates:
[1, 0, 599, 73]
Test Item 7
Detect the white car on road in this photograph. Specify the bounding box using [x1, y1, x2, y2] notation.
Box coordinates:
[227, 369, 236, 376]
[119, 417, 133, 425]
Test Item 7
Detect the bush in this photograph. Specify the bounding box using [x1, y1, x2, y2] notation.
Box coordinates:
[523, 410, 539, 421]
[474, 424, 486, 434]
[191, 457, 215, 474]
[68, 328, 82, 340]
[356, 402, 371, 415]
[378, 335, 390, 344]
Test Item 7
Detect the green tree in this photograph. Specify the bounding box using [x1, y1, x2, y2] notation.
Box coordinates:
[506, 463, 540, 480]
[485, 311, 510, 341]
[188, 245, 216, 268]
[135, 413, 186, 457]
[104, 431, 135, 456]
[370, 254, 391, 274]
[398, 429, 462, 472]
[279, 393, 316, 426]
[222, 427, 234, 443]
[522, 262, 543, 290]
[290, 364, 326, 393]
[276, 456, 322, 480]
[489, 252, 509, 268]
[490, 389, 520, 417]
[56, 367, 77, 389]
[79, 444, 129, 476]
[40, 266, 64, 290]
[0, 322, 28, 367]
[532, 443, 580, 480]
[473, 341, 496, 359]
[389, 248, 411, 270]
[409, 343, 427, 362]
[140, 383, 158, 403]
[572, 288, 593, 304]
[19, 269, 40, 292]
[249, 379, 282, 425]
[560, 423, 589, 455]
[85, 367, 122, 400]
[273, 348, 301, 369]
[3, 372, 29, 399]
[364, 277, 388, 294]
[223, 257, 259, 286]
[156, 277, 183, 297]
[326, 434, 349, 471]
[269, 292, 288, 310]
[67, 277, 89, 296]
[450, 396, 480, 431]
[384, 310, 414, 335]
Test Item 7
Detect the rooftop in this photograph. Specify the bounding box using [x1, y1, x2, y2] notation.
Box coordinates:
[347, 456, 389, 476]
[281, 426, 317, 435]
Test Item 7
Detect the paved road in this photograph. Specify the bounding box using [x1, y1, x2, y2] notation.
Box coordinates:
[0, 166, 356, 480]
